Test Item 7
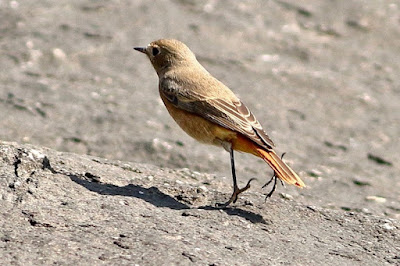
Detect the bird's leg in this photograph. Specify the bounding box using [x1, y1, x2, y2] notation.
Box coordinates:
[217, 145, 256, 207]
[263, 172, 278, 200]
[263, 152, 286, 200]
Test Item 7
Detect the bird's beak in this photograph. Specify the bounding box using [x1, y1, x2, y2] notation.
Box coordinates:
[134, 47, 147, 54]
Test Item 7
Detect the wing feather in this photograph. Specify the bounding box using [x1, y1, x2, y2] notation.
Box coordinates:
[210, 98, 275, 149]
[160, 78, 275, 150]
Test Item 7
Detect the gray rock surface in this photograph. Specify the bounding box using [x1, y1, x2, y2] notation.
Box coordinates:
[0, 0, 399, 265]
[0, 141, 399, 265]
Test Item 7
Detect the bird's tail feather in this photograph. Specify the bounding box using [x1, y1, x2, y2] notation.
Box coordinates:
[256, 148, 305, 188]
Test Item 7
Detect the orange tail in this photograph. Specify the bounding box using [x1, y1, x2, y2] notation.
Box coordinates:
[256, 148, 305, 188]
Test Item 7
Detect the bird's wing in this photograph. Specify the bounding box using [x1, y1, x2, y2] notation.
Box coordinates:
[160, 78, 275, 150]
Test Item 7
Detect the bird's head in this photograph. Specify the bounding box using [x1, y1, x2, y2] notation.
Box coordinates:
[134, 39, 197, 75]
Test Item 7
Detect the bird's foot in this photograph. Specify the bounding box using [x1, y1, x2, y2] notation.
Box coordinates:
[216, 178, 256, 208]
[263, 172, 278, 200]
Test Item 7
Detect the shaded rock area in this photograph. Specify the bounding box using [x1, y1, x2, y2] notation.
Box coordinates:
[0, 0, 399, 265]
[0, 141, 399, 265]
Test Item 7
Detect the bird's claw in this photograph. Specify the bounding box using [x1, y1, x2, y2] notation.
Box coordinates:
[216, 178, 257, 208]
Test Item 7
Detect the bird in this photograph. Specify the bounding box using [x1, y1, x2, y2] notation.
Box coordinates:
[134, 39, 305, 207]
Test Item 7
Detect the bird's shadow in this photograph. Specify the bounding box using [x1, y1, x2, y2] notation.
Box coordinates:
[69, 174, 189, 210]
[198, 205, 267, 224]
[69, 174, 267, 224]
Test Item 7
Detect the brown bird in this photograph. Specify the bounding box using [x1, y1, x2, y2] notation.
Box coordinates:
[134, 39, 305, 207]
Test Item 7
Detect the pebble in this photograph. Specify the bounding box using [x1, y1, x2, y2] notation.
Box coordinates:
[365, 196, 386, 203]
[380, 223, 395, 231]
[119, 200, 129, 206]
[29, 149, 45, 160]
[260, 54, 280, 62]
[280, 193, 293, 200]
[197, 185, 208, 193]
[361, 208, 372, 214]
[52, 48, 66, 60]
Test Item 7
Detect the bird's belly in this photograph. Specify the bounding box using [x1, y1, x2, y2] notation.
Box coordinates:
[161, 97, 236, 146]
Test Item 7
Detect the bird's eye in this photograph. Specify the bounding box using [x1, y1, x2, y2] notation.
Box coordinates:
[152, 47, 160, 56]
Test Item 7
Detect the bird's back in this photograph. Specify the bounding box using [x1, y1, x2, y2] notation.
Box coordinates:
[161, 61, 238, 102]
